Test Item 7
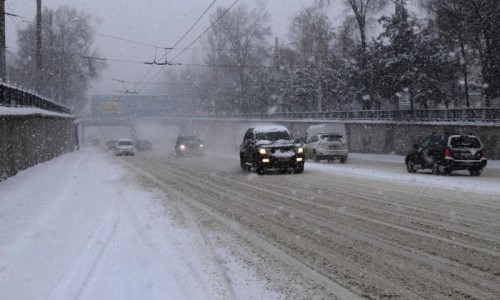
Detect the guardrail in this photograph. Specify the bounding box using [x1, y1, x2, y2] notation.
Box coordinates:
[0, 81, 71, 114]
[190, 108, 500, 123]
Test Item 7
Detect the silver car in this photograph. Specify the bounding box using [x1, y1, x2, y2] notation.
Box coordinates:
[114, 139, 136, 156]
[304, 133, 348, 163]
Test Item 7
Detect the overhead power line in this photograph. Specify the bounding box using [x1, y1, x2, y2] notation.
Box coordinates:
[169, 0, 217, 52]
[134, 0, 218, 92]
[4, 12, 32, 21]
[138, 0, 241, 92]
[170, 0, 240, 62]
[94, 32, 172, 50]
[81, 55, 181, 65]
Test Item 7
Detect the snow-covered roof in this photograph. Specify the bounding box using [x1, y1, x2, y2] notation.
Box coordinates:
[252, 124, 289, 133]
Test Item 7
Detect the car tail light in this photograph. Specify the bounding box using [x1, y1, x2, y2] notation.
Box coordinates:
[444, 147, 452, 159]
[481, 147, 487, 160]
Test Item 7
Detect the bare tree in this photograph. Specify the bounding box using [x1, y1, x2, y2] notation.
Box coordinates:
[318, 0, 389, 109]
[423, 0, 500, 107]
[317, 0, 389, 53]
[10, 5, 105, 112]
[289, 3, 334, 111]
[202, 4, 271, 114]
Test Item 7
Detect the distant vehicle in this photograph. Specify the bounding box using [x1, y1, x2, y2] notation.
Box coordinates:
[239, 125, 304, 174]
[114, 139, 136, 156]
[86, 138, 100, 146]
[135, 139, 152, 151]
[106, 139, 118, 150]
[175, 135, 204, 156]
[303, 124, 348, 163]
[405, 133, 487, 176]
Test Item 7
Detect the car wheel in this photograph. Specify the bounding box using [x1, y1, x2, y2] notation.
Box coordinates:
[406, 159, 416, 173]
[340, 156, 347, 164]
[240, 157, 246, 170]
[313, 150, 319, 162]
[470, 169, 482, 176]
[294, 165, 304, 174]
[252, 159, 264, 175]
[432, 161, 441, 175]
[240, 156, 250, 171]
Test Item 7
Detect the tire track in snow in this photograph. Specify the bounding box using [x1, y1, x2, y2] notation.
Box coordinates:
[123, 157, 368, 299]
[44, 211, 120, 300]
[129, 154, 500, 299]
[119, 158, 237, 300]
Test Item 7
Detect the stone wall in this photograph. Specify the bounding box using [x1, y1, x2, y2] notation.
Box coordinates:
[0, 115, 76, 180]
[176, 119, 500, 159]
[344, 123, 499, 158]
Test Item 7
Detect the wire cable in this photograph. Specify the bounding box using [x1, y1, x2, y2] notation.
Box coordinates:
[138, 0, 241, 93]
[134, 0, 218, 92]
[94, 32, 172, 50]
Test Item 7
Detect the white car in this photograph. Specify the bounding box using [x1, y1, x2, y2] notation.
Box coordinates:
[114, 139, 136, 156]
[304, 133, 348, 163]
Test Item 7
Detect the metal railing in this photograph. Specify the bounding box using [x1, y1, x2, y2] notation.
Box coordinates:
[0, 82, 71, 114]
[189, 108, 500, 123]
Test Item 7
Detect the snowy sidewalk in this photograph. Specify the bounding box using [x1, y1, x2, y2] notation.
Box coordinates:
[0, 148, 276, 300]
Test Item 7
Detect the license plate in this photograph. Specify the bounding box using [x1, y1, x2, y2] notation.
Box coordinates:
[278, 157, 291, 162]
[457, 153, 471, 159]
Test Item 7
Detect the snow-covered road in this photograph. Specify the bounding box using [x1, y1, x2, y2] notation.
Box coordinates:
[0, 148, 279, 300]
[1, 146, 499, 299]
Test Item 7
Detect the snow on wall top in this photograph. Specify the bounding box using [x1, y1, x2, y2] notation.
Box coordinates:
[0, 106, 73, 118]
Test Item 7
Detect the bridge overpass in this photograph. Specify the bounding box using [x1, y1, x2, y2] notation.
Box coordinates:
[77, 107, 500, 160]
[2, 76, 500, 182]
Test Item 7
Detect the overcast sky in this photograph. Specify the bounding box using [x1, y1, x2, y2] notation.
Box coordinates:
[6, 0, 345, 96]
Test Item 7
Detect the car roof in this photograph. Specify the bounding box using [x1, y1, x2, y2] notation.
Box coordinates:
[431, 132, 478, 137]
[178, 135, 201, 140]
[252, 124, 289, 133]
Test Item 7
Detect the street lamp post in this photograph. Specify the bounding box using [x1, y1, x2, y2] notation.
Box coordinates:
[0, 0, 6, 80]
[56, 18, 80, 104]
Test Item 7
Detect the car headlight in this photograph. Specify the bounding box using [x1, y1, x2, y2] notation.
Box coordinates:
[180, 144, 186, 150]
[200, 144, 203, 148]
[296, 147, 304, 154]
[259, 148, 267, 155]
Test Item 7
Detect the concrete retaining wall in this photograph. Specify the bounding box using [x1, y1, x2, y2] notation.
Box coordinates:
[0, 115, 76, 180]
[175, 119, 500, 159]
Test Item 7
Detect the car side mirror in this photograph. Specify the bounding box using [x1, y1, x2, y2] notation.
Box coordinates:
[413, 144, 419, 149]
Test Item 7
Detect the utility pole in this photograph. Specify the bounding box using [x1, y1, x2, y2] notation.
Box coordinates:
[36, 0, 42, 92]
[0, 0, 6, 80]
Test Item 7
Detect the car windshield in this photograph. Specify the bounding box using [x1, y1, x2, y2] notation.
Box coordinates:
[4, 2, 499, 300]
[255, 130, 293, 142]
[118, 140, 133, 146]
[320, 134, 343, 142]
[180, 136, 201, 142]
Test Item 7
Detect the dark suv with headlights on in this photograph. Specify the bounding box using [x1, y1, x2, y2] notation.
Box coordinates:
[405, 133, 487, 176]
[240, 125, 304, 174]
[175, 135, 204, 156]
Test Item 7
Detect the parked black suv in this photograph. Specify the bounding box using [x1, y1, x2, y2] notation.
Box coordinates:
[405, 133, 487, 176]
[240, 125, 304, 174]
